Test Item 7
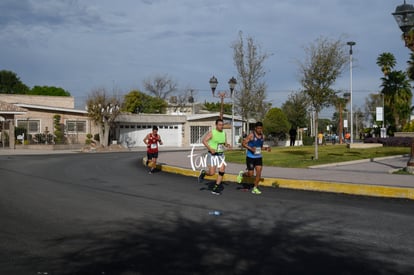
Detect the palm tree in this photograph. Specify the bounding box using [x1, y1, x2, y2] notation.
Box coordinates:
[407, 52, 414, 80]
[331, 93, 349, 144]
[376, 52, 396, 76]
[380, 70, 412, 131]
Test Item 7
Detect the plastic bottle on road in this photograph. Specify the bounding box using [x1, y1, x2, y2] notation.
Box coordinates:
[209, 210, 221, 216]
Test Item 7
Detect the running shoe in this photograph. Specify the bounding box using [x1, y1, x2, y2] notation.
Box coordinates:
[211, 184, 221, 195]
[236, 171, 244, 184]
[251, 187, 262, 195]
[198, 169, 206, 183]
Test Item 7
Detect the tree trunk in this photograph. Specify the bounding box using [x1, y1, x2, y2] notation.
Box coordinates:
[314, 112, 319, 160]
[98, 122, 104, 147]
[102, 119, 110, 147]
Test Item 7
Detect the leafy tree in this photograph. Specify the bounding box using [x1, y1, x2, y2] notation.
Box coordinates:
[298, 36, 347, 159]
[0, 70, 30, 94]
[203, 101, 232, 115]
[53, 114, 65, 144]
[318, 118, 332, 133]
[29, 86, 70, 96]
[281, 90, 309, 128]
[232, 31, 271, 124]
[376, 52, 396, 76]
[263, 107, 290, 140]
[403, 120, 414, 132]
[407, 52, 414, 80]
[143, 74, 177, 100]
[86, 89, 121, 147]
[122, 90, 167, 114]
[380, 70, 412, 131]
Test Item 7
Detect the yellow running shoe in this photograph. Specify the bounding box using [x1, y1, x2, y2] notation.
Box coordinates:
[236, 171, 244, 184]
[251, 187, 262, 195]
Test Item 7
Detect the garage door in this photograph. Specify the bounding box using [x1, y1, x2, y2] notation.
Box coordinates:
[119, 124, 182, 148]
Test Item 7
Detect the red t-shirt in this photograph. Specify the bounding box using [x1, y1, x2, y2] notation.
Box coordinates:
[147, 133, 161, 153]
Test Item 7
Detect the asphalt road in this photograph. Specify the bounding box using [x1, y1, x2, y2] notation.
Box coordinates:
[1, 152, 414, 275]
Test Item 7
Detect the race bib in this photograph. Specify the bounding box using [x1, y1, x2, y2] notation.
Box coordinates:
[217, 144, 225, 152]
[254, 147, 261, 155]
[150, 143, 158, 149]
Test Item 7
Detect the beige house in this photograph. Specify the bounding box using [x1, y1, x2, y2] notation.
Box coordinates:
[0, 94, 98, 146]
[0, 101, 27, 148]
[0, 94, 245, 149]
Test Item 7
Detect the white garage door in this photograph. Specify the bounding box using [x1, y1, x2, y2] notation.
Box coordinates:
[119, 124, 182, 148]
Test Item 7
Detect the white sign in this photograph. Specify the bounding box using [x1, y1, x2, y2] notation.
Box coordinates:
[343, 119, 348, 128]
[376, 107, 383, 122]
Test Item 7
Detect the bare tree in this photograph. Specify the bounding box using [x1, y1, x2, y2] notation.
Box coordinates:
[169, 88, 196, 113]
[299, 36, 348, 159]
[86, 88, 121, 147]
[143, 74, 178, 100]
[232, 31, 270, 125]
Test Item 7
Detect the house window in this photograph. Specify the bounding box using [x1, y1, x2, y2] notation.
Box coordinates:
[17, 120, 40, 133]
[66, 120, 86, 133]
[190, 126, 210, 144]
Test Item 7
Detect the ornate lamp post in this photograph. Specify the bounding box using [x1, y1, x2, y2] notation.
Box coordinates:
[209, 76, 237, 119]
[393, 0, 414, 172]
[209, 76, 237, 145]
[393, 0, 414, 50]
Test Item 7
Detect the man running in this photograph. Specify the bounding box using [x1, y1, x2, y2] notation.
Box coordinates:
[198, 118, 230, 195]
[143, 126, 163, 174]
[237, 121, 270, 194]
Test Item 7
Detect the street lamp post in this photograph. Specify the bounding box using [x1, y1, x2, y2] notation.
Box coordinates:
[347, 41, 356, 144]
[392, 1, 414, 172]
[209, 76, 237, 146]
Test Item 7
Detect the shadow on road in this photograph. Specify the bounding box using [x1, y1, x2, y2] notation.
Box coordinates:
[25, 215, 405, 275]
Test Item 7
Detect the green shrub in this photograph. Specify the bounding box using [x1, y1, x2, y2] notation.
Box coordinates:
[85, 133, 93, 145]
[303, 135, 314, 146]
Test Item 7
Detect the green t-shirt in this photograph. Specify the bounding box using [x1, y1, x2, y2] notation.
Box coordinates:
[208, 129, 226, 153]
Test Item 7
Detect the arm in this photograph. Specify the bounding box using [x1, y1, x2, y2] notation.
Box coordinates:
[143, 134, 149, 145]
[242, 133, 255, 153]
[202, 131, 215, 154]
[158, 135, 163, 145]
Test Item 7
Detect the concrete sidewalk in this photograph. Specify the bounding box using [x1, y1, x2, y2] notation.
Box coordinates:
[155, 148, 414, 200]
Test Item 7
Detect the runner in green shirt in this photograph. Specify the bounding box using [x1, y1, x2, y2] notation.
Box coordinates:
[198, 118, 230, 195]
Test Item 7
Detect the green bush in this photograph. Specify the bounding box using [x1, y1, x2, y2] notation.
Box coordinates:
[85, 133, 93, 145]
[303, 135, 314, 146]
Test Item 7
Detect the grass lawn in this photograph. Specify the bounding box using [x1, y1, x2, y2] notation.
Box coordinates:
[225, 145, 411, 168]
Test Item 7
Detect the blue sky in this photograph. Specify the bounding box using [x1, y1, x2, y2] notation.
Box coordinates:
[0, 0, 412, 118]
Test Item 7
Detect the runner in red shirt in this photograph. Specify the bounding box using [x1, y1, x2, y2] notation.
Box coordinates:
[143, 126, 163, 174]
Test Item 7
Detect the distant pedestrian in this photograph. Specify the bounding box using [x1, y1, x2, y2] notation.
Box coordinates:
[289, 127, 297, 146]
[198, 119, 230, 195]
[143, 126, 163, 174]
[318, 132, 324, 145]
[237, 121, 271, 195]
[332, 133, 337, 145]
[344, 132, 351, 144]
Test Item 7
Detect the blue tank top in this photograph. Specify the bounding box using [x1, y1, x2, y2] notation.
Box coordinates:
[246, 132, 264, 158]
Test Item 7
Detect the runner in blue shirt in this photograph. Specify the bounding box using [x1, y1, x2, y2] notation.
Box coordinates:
[237, 121, 271, 194]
